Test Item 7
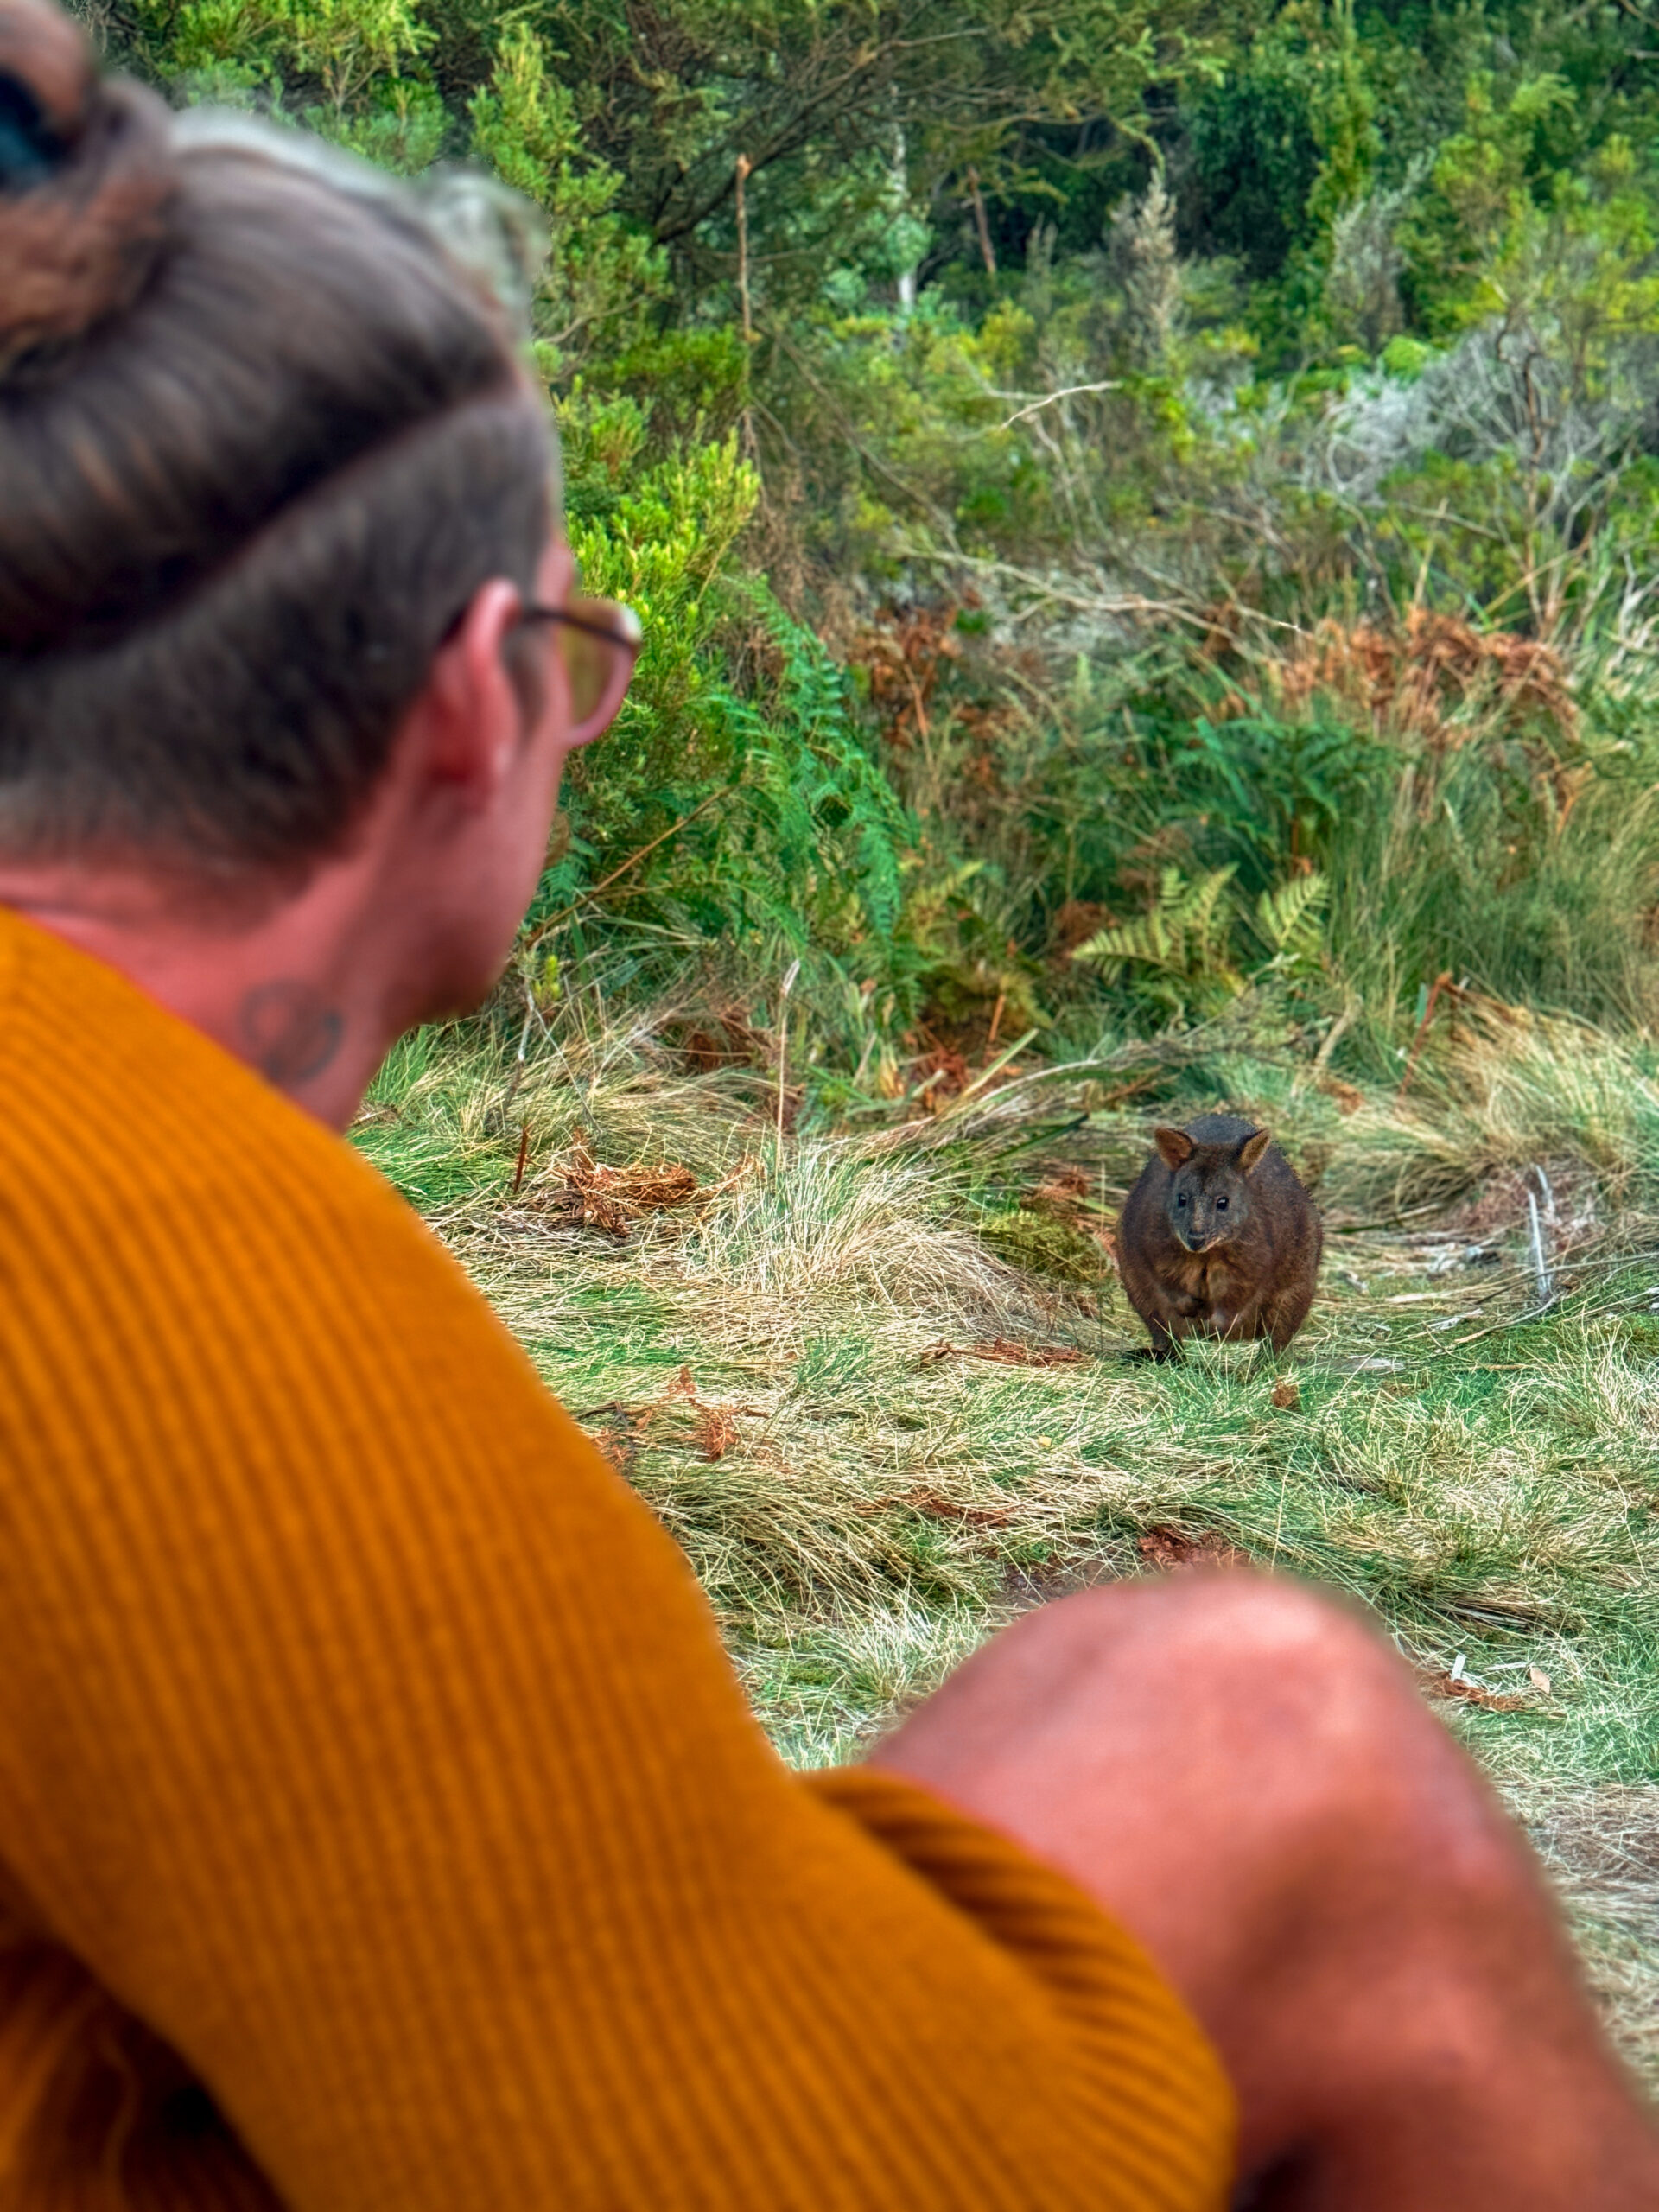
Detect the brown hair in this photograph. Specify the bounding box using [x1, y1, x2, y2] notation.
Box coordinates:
[0, 0, 553, 882]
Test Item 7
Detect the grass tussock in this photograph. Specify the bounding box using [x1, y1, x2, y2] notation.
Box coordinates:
[358, 1000, 1659, 2090]
[1325, 1004, 1659, 1220]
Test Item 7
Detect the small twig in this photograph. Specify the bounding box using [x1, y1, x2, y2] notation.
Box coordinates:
[1311, 1002, 1356, 1081]
[1396, 970, 1453, 1102]
[1450, 1298, 1561, 1349]
[892, 545, 1235, 632]
[966, 165, 996, 276]
[493, 1003, 536, 1129]
[734, 154, 754, 343]
[735, 153, 758, 461]
[511, 1120, 531, 1198]
[998, 381, 1120, 431]
[528, 794, 720, 947]
[774, 957, 801, 1170]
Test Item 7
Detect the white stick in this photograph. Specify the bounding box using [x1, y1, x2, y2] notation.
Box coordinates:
[1526, 1185, 1554, 1304]
[998, 380, 1121, 429]
[1532, 1161, 1558, 1225]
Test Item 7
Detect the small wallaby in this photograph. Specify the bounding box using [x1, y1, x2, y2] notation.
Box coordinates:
[1116, 1114, 1322, 1357]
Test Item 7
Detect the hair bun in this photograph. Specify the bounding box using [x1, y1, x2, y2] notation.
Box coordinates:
[0, 0, 175, 371]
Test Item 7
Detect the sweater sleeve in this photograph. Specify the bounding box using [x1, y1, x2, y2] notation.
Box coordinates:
[0, 913, 1234, 2212]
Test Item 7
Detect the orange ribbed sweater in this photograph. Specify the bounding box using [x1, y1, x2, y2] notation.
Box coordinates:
[0, 907, 1234, 2210]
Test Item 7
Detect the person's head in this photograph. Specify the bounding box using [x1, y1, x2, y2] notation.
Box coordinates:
[0, 0, 635, 1024]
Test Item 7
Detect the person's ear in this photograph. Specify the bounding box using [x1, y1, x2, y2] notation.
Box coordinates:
[1238, 1128, 1272, 1175]
[1154, 1126, 1193, 1170]
[415, 578, 529, 801]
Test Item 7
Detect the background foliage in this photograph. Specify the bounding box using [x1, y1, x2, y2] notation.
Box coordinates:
[85, 0, 1659, 1099]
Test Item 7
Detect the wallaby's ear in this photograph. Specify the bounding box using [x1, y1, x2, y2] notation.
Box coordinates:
[1237, 1128, 1272, 1175]
[1154, 1126, 1193, 1170]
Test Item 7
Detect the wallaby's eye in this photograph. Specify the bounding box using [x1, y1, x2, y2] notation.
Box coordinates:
[1216, 1195, 1228, 1209]
[1176, 1192, 1187, 1206]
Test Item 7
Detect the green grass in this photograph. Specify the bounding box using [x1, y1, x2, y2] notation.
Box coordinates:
[354, 1002, 1659, 2092]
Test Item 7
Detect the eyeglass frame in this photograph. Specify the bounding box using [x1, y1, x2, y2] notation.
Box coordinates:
[432, 582, 640, 742]
[517, 600, 641, 654]
[515, 596, 641, 743]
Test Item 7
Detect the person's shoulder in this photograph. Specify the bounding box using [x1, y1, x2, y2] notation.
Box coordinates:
[0, 908, 473, 1342]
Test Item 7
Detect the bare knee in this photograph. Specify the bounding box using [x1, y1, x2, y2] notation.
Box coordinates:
[874, 1570, 1532, 1980]
[880, 1569, 1427, 1821]
[875, 1572, 1659, 2197]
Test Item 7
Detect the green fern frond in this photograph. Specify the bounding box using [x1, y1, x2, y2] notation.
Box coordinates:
[1255, 871, 1330, 963]
[1181, 862, 1237, 960]
[1071, 865, 1243, 1003]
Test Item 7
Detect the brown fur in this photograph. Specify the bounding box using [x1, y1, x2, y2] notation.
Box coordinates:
[1116, 1113, 1322, 1357]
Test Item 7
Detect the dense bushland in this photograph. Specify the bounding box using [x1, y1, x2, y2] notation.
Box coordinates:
[84, 0, 1659, 1099]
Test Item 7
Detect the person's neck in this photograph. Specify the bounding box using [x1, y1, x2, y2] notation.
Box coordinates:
[0, 853, 409, 1132]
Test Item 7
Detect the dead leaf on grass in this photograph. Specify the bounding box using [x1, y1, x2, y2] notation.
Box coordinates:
[582, 1401, 653, 1475]
[582, 1370, 766, 1471]
[1137, 1526, 1249, 1572]
[1029, 1167, 1096, 1219]
[914, 1046, 971, 1112]
[1415, 1667, 1529, 1712]
[1271, 1376, 1301, 1410]
[530, 1134, 753, 1240]
[1037, 1164, 1090, 1198]
[694, 1407, 741, 1462]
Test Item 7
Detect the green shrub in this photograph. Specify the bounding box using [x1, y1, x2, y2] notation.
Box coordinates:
[90, 0, 1659, 1084]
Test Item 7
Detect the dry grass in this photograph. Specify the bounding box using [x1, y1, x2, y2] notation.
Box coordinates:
[356, 1001, 1659, 2091]
[1515, 1782, 1659, 2088]
[1322, 1000, 1659, 1218]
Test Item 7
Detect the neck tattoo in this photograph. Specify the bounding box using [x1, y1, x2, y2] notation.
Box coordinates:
[238, 980, 345, 1087]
